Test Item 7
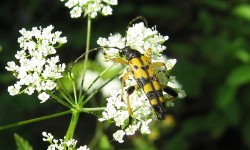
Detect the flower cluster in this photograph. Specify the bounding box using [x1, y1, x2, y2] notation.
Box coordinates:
[97, 22, 186, 142]
[99, 89, 156, 143]
[60, 0, 118, 18]
[5, 25, 67, 103]
[42, 132, 89, 150]
[97, 22, 169, 60]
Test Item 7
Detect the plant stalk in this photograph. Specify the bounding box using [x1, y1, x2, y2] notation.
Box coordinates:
[79, 15, 92, 101]
[65, 110, 80, 139]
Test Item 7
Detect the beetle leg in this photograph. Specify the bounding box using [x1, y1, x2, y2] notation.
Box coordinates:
[110, 58, 128, 65]
[104, 55, 128, 65]
[163, 86, 178, 101]
[126, 85, 139, 117]
[121, 72, 133, 116]
[151, 62, 178, 99]
[144, 48, 152, 62]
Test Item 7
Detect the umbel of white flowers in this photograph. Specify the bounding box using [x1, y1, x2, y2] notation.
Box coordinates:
[60, 0, 118, 18]
[97, 22, 186, 143]
[5, 25, 67, 103]
[42, 132, 89, 150]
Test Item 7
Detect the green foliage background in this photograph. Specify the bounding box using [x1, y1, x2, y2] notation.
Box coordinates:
[1, 0, 250, 149]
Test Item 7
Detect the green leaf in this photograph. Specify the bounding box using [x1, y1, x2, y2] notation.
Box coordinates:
[234, 49, 250, 63]
[226, 65, 250, 87]
[98, 135, 114, 150]
[215, 85, 236, 109]
[233, 4, 250, 21]
[14, 134, 33, 150]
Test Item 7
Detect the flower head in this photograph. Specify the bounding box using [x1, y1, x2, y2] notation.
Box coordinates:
[42, 132, 89, 150]
[61, 0, 118, 18]
[97, 22, 186, 142]
[6, 25, 66, 102]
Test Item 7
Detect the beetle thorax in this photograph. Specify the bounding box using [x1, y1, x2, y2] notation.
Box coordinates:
[121, 46, 142, 61]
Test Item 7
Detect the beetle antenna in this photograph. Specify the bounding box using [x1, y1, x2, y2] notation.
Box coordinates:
[124, 16, 148, 47]
[127, 16, 148, 28]
[69, 47, 100, 75]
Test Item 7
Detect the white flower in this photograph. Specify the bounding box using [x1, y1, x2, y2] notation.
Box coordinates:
[8, 83, 21, 96]
[61, 0, 118, 18]
[140, 119, 152, 134]
[98, 22, 186, 142]
[25, 86, 35, 95]
[71, 6, 82, 18]
[42, 132, 89, 150]
[102, 5, 112, 16]
[42, 132, 54, 141]
[77, 145, 89, 150]
[6, 61, 19, 71]
[6, 25, 66, 103]
[38, 92, 50, 103]
[113, 130, 125, 143]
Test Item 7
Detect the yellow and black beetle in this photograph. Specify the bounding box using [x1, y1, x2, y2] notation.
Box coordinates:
[105, 44, 178, 120]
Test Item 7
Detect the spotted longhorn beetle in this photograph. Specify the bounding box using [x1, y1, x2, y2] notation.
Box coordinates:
[101, 16, 178, 120]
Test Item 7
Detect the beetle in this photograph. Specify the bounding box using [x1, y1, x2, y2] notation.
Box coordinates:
[106, 44, 178, 120]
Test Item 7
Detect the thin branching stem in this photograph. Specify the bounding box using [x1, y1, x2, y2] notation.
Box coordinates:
[0, 110, 72, 131]
[79, 15, 92, 101]
[85, 64, 116, 94]
[82, 71, 121, 106]
[47, 90, 72, 108]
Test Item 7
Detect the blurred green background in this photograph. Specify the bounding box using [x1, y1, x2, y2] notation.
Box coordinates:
[1, 0, 250, 149]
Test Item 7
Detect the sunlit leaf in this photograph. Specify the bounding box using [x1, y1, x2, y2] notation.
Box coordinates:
[226, 66, 250, 87]
[14, 134, 33, 150]
[234, 49, 250, 63]
[98, 135, 114, 150]
[233, 4, 250, 21]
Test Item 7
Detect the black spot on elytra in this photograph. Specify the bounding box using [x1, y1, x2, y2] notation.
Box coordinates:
[141, 65, 149, 71]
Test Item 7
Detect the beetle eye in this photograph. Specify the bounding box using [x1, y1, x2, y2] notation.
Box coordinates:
[119, 49, 125, 57]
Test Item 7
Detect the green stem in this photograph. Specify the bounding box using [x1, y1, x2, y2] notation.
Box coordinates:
[80, 107, 106, 112]
[47, 90, 72, 108]
[65, 15, 93, 140]
[72, 78, 78, 104]
[65, 110, 80, 139]
[58, 78, 74, 103]
[0, 110, 72, 131]
[79, 15, 92, 100]
[85, 64, 115, 94]
[82, 69, 122, 106]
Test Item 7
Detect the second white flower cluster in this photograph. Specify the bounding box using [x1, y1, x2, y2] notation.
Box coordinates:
[5, 25, 67, 103]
